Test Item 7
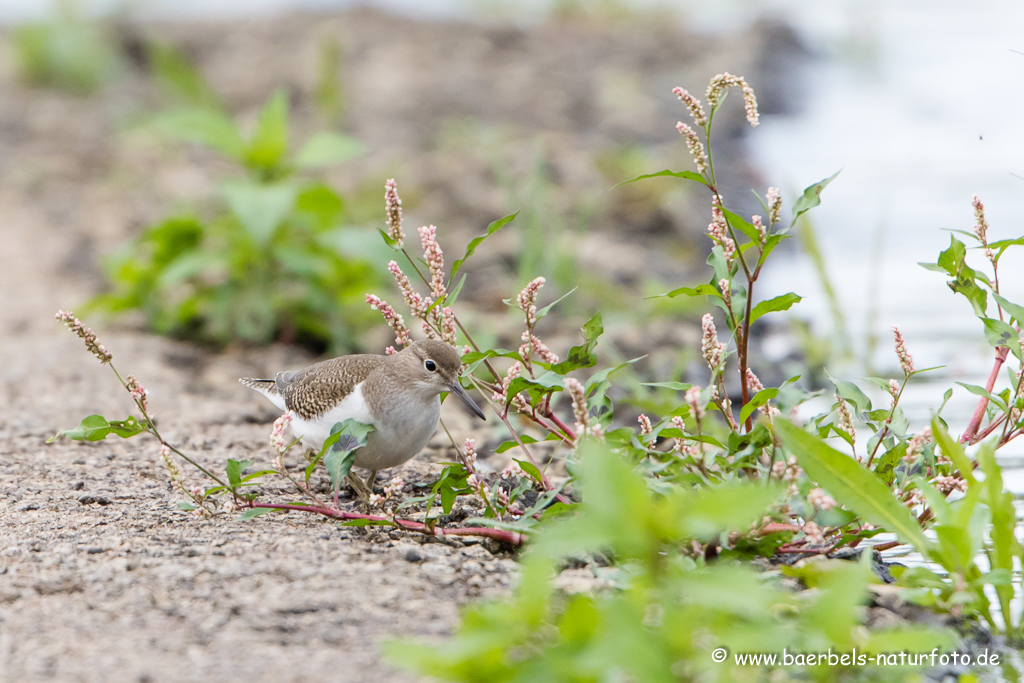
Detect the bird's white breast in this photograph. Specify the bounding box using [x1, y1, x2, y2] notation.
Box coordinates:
[290, 381, 374, 454]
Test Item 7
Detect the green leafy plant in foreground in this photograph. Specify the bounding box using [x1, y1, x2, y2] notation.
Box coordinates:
[389, 442, 953, 683]
[90, 78, 377, 352]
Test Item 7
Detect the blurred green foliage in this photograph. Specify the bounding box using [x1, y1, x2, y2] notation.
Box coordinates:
[389, 441, 952, 682]
[12, 0, 119, 94]
[90, 48, 378, 352]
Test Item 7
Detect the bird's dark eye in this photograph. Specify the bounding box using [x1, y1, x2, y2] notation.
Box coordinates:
[424, 359, 437, 372]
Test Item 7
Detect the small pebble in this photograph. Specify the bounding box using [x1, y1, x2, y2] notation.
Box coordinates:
[78, 495, 112, 506]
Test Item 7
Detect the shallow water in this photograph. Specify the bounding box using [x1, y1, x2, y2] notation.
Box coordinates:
[747, 0, 1024, 468]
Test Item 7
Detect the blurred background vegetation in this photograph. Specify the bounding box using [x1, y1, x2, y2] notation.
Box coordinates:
[3, 0, 789, 371]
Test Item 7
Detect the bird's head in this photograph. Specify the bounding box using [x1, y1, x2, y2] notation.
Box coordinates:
[397, 340, 486, 420]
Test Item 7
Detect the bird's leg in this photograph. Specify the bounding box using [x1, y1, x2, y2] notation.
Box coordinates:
[364, 470, 378, 495]
[346, 472, 372, 501]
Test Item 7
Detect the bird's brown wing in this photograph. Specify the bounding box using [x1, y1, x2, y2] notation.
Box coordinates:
[276, 354, 387, 419]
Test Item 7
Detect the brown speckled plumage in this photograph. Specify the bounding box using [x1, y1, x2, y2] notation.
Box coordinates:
[240, 341, 468, 420]
[240, 341, 485, 485]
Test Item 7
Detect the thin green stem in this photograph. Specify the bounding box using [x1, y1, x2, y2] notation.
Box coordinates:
[738, 277, 754, 432]
[109, 364, 230, 489]
[866, 377, 907, 468]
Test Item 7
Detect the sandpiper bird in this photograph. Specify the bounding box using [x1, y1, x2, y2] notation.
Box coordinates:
[240, 340, 486, 498]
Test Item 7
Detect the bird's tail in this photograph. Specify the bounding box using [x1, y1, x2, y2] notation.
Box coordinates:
[239, 378, 287, 412]
[239, 378, 277, 393]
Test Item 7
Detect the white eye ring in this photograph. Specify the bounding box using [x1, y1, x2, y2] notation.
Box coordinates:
[424, 359, 437, 372]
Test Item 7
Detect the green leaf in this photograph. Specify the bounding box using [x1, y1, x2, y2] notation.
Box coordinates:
[723, 209, 761, 243]
[445, 274, 467, 307]
[791, 170, 840, 223]
[992, 293, 1024, 326]
[238, 508, 278, 520]
[739, 387, 779, 424]
[550, 312, 602, 374]
[245, 90, 289, 171]
[460, 348, 521, 375]
[955, 382, 1007, 412]
[977, 440, 1020, 628]
[294, 131, 365, 169]
[148, 42, 222, 109]
[775, 420, 931, 552]
[505, 371, 565, 409]
[222, 181, 297, 243]
[615, 169, 707, 187]
[448, 212, 518, 284]
[152, 107, 245, 160]
[339, 518, 392, 527]
[225, 458, 252, 488]
[872, 442, 905, 486]
[640, 381, 692, 391]
[647, 283, 718, 300]
[429, 463, 471, 515]
[512, 458, 545, 486]
[934, 236, 988, 316]
[48, 415, 148, 443]
[156, 251, 222, 289]
[931, 419, 976, 487]
[295, 184, 345, 231]
[377, 227, 401, 249]
[534, 286, 578, 320]
[494, 433, 561, 453]
[980, 317, 1019, 353]
[749, 293, 802, 324]
[668, 481, 780, 541]
[322, 419, 376, 497]
[826, 371, 872, 416]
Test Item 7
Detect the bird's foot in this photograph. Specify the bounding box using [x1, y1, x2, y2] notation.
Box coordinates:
[346, 472, 373, 502]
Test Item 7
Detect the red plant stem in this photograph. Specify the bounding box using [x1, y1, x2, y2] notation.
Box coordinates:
[960, 346, 1009, 444]
[545, 409, 578, 442]
[739, 278, 754, 432]
[776, 545, 826, 555]
[871, 541, 901, 552]
[246, 503, 526, 546]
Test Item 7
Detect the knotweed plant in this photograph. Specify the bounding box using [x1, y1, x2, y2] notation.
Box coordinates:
[49, 70, 1024, 679]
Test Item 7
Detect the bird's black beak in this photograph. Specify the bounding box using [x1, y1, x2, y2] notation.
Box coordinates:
[448, 382, 487, 420]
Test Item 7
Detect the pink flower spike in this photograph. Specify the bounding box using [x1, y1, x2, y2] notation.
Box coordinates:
[891, 325, 915, 375]
[270, 411, 293, 454]
[517, 277, 546, 327]
[125, 375, 149, 414]
[766, 187, 782, 225]
[675, 122, 708, 174]
[685, 386, 705, 420]
[637, 414, 653, 435]
[418, 225, 447, 300]
[972, 194, 989, 245]
[441, 307, 457, 345]
[366, 294, 412, 347]
[672, 87, 707, 126]
[388, 260, 428, 318]
[700, 315, 726, 373]
[705, 72, 759, 127]
[384, 179, 404, 247]
[55, 310, 113, 364]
